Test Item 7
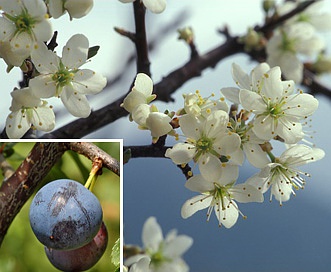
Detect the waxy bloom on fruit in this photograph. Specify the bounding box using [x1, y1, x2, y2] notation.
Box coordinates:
[29, 34, 107, 118]
[181, 165, 263, 228]
[5, 88, 55, 139]
[238, 65, 318, 144]
[47, 0, 94, 20]
[125, 217, 193, 272]
[0, 0, 52, 67]
[247, 144, 325, 205]
[119, 0, 166, 14]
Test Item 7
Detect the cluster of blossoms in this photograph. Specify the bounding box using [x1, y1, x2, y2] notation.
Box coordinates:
[124, 217, 193, 272]
[0, 0, 107, 138]
[123, 62, 325, 231]
[264, 0, 331, 83]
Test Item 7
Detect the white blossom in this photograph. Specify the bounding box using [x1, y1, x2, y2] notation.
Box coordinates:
[47, 0, 94, 20]
[131, 104, 172, 141]
[121, 73, 156, 114]
[181, 165, 263, 228]
[0, 0, 52, 67]
[125, 217, 193, 272]
[119, 0, 166, 14]
[165, 110, 241, 179]
[277, 1, 331, 32]
[239, 65, 318, 144]
[247, 144, 325, 205]
[29, 34, 107, 118]
[183, 91, 228, 118]
[266, 22, 325, 83]
[5, 88, 55, 138]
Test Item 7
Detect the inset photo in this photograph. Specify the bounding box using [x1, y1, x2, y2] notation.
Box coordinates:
[0, 141, 122, 272]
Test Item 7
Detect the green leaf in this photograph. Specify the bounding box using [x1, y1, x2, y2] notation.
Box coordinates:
[111, 238, 120, 270]
[88, 46, 100, 59]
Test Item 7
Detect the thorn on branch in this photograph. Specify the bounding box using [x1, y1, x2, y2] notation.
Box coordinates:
[114, 27, 136, 42]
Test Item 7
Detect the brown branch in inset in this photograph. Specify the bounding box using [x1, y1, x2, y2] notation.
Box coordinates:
[0, 142, 66, 246]
[66, 142, 120, 176]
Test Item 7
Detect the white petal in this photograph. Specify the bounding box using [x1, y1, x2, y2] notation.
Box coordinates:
[29, 75, 57, 98]
[32, 19, 53, 42]
[64, 0, 93, 19]
[250, 62, 270, 91]
[6, 111, 30, 139]
[239, 90, 266, 113]
[61, 86, 91, 117]
[230, 184, 264, 203]
[232, 63, 250, 89]
[164, 143, 196, 165]
[252, 115, 274, 141]
[31, 42, 60, 74]
[246, 173, 269, 193]
[163, 235, 193, 258]
[62, 34, 88, 69]
[133, 73, 153, 96]
[204, 110, 228, 138]
[23, 0, 47, 18]
[10, 88, 41, 108]
[179, 114, 201, 140]
[142, 217, 163, 252]
[185, 174, 214, 193]
[276, 118, 303, 144]
[31, 105, 55, 131]
[122, 90, 148, 113]
[181, 194, 212, 219]
[214, 199, 238, 228]
[142, 0, 166, 13]
[72, 69, 107, 95]
[0, 17, 16, 41]
[281, 144, 325, 167]
[146, 112, 172, 137]
[220, 87, 240, 104]
[48, 0, 65, 18]
[198, 154, 223, 182]
[10, 31, 33, 54]
[285, 93, 318, 117]
[213, 132, 241, 157]
[131, 104, 150, 126]
[0, 0, 22, 15]
[215, 164, 239, 186]
[243, 143, 269, 168]
[262, 66, 284, 100]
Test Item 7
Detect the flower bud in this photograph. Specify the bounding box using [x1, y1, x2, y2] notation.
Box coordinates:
[177, 27, 194, 44]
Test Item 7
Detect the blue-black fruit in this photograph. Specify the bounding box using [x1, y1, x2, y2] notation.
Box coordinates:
[29, 179, 102, 250]
[45, 221, 108, 271]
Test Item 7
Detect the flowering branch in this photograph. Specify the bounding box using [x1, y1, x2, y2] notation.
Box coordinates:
[38, 0, 331, 139]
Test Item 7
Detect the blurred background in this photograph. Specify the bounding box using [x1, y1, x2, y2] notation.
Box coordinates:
[0, 0, 331, 271]
[0, 142, 120, 272]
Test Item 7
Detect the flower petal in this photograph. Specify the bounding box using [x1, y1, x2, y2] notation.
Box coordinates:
[185, 174, 214, 193]
[181, 194, 212, 219]
[142, 0, 166, 13]
[230, 184, 264, 203]
[72, 69, 107, 95]
[6, 110, 30, 139]
[61, 86, 91, 117]
[142, 217, 163, 252]
[29, 75, 57, 98]
[165, 143, 196, 165]
[133, 73, 153, 96]
[31, 42, 60, 74]
[62, 34, 88, 69]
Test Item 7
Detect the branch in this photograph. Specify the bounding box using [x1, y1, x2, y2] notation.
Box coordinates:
[66, 142, 120, 176]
